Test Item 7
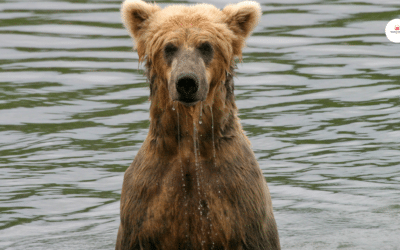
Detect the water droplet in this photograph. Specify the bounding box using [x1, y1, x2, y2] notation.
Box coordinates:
[199, 101, 203, 124]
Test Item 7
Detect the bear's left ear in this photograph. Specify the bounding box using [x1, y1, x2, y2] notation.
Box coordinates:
[121, 0, 161, 41]
[222, 1, 261, 39]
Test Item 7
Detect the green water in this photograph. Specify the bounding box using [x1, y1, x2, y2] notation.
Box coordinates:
[1, 0, 400, 249]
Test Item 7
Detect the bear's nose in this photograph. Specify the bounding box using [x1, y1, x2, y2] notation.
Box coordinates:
[176, 73, 199, 102]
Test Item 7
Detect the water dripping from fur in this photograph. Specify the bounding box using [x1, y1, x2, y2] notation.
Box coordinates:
[210, 106, 217, 166]
[198, 103, 215, 248]
[186, 114, 188, 136]
[176, 102, 189, 241]
[221, 82, 226, 110]
[193, 120, 207, 248]
[199, 101, 203, 124]
[209, 105, 221, 243]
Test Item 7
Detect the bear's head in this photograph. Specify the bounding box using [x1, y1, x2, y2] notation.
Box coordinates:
[121, 0, 261, 108]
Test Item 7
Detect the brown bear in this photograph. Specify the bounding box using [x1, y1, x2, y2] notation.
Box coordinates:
[116, 0, 280, 249]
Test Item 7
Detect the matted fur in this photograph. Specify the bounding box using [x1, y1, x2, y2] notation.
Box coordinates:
[117, 0, 280, 249]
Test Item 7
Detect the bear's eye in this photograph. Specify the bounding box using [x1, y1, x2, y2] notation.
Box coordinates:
[198, 42, 213, 56]
[164, 43, 178, 57]
[197, 42, 213, 65]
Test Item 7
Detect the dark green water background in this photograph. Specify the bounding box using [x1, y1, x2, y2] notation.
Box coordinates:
[1, 0, 400, 249]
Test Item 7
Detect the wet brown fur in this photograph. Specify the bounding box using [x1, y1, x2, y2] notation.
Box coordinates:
[117, 0, 280, 249]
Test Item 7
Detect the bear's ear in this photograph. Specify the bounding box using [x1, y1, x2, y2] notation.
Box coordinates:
[222, 1, 261, 39]
[121, 0, 161, 40]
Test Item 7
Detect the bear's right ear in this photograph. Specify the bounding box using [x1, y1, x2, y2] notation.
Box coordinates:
[121, 0, 161, 40]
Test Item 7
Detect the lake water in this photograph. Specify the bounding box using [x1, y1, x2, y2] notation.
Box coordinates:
[1, 0, 400, 249]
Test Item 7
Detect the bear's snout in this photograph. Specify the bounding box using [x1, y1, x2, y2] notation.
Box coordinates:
[176, 73, 199, 104]
[169, 49, 208, 107]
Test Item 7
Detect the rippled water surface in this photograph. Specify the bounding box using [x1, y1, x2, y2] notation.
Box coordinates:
[1, 0, 400, 249]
